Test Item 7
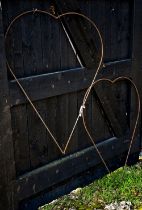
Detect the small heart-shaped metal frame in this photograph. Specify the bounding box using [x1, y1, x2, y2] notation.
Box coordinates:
[82, 76, 140, 167]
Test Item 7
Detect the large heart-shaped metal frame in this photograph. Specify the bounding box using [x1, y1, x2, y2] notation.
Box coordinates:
[5, 10, 104, 155]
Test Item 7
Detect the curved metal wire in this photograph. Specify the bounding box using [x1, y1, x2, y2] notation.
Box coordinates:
[5, 9, 108, 169]
[4, 9, 141, 174]
[82, 77, 141, 167]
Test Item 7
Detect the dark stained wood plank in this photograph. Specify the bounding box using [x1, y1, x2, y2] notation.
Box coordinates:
[21, 3, 35, 78]
[11, 105, 31, 176]
[112, 60, 130, 137]
[77, 89, 92, 150]
[30, 4, 43, 76]
[93, 0, 131, 61]
[87, 0, 112, 142]
[58, 10, 81, 70]
[131, 0, 142, 146]
[55, 94, 69, 154]
[131, 0, 142, 96]
[99, 59, 132, 79]
[55, 0, 132, 137]
[41, 0, 63, 162]
[107, 0, 133, 140]
[25, 1, 49, 171]
[90, 0, 106, 60]
[117, 1, 132, 59]
[94, 81, 129, 138]
[103, 0, 111, 62]
[1, 0, 9, 32]
[5, 0, 31, 178]
[57, 22, 79, 155]
[3, 0, 15, 80]
[40, 6, 61, 74]
[4, 0, 23, 79]
[40, 3, 52, 74]
[14, 136, 140, 201]
[90, 88, 112, 142]
[18, 1, 48, 171]
[66, 92, 78, 154]
[54, 20, 71, 156]
[9, 59, 132, 106]
[27, 101, 48, 170]
[55, 0, 100, 69]
[19, 152, 139, 210]
[45, 96, 62, 161]
[9, 67, 92, 105]
[0, 6, 16, 209]
[40, 1, 80, 74]
[110, 1, 119, 61]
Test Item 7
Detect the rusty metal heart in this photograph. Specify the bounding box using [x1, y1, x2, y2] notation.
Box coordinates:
[5, 10, 103, 155]
[82, 76, 140, 166]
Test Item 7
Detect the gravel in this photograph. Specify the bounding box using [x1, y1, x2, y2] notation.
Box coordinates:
[104, 201, 132, 210]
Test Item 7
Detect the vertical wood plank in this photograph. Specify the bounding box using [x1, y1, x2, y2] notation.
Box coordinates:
[27, 101, 48, 169]
[0, 4, 16, 209]
[90, 0, 112, 141]
[6, 0, 31, 176]
[46, 96, 61, 161]
[55, 0, 100, 69]
[21, 1, 35, 78]
[18, 1, 48, 169]
[118, 1, 131, 59]
[131, 0, 142, 145]
[77, 89, 92, 150]
[91, 88, 112, 142]
[104, 0, 111, 61]
[40, 0, 62, 161]
[66, 92, 78, 154]
[131, 0, 142, 91]
[59, 21, 79, 154]
[40, 5, 62, 73]
[11, 105, 31, 176]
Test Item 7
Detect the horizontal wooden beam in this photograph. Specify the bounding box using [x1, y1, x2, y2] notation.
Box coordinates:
[19, 151, 139, 210]
[9, 59, 131, 106]
[100, 59, 132, 78]
[14, 135, 140, 201]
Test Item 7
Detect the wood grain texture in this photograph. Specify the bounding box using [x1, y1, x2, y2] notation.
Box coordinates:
[0, 0, 141, 209]
[14, 136, 140, 201]
[131, 0, 142, 146]
[0, 5, 16, 209]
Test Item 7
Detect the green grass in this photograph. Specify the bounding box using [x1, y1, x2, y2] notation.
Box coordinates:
[39, 162, 142, 210]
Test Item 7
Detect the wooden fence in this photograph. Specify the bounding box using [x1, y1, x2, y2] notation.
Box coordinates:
[0, 0, 142, 209]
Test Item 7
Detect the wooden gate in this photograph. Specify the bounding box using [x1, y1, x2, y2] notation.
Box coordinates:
[0, 0, 141, 209]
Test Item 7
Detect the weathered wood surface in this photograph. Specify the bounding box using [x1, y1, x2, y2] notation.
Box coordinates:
[0, 4, 16, 209]
[14, 136, 140, 202]
[19, 152, 139, 210]
[0, 0, 141, 209]
[9, 60, 131, 106]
